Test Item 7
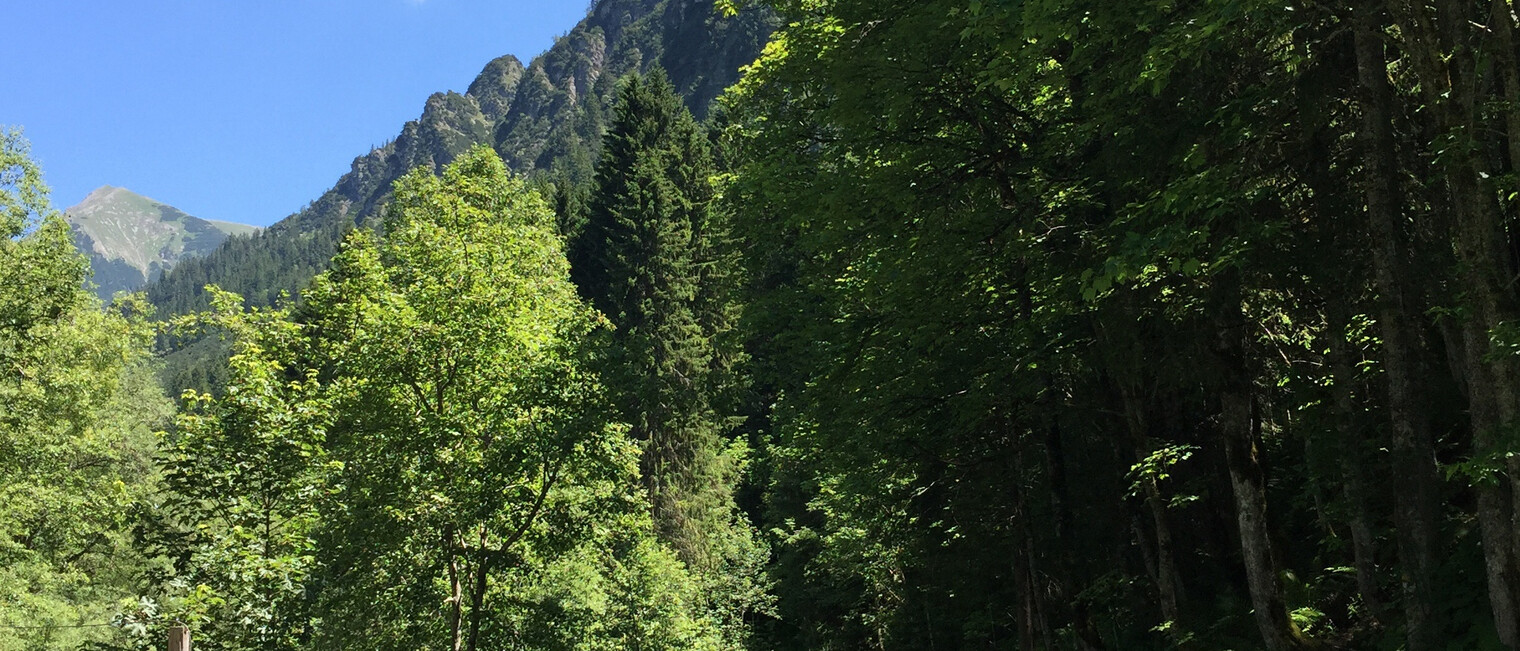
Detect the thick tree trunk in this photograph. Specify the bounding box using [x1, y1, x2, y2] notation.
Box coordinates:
[1212, 281, 1305, 651]
[1455, 165, 1520, 651]
[1351, 5, 1443, 646]
[1393, 0, 1520, 643]
[1489, 0, 1520, 175]
[1484, 3, 1520, 644]
[1462, 330, 1520, 647]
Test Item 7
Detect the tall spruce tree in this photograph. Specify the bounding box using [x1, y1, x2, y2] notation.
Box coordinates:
[573, 69, 743, 571]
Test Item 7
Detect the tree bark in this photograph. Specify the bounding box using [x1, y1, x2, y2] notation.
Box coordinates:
[1212, 279, 1305, 651]
[1351, 5, 1443, 646]
[1391, 0, 1520, 642]
[1488, 0, 1520, 176]
[466, 549, 491, 651]
[448, 547, 464, 651]
[1120, 385, 1185, 626]
[1012, 448, 1040, 651]
[1462, 330, 1520, 647]
[1014, 537, 1037, 651]
[1484, 3, 1520, 643]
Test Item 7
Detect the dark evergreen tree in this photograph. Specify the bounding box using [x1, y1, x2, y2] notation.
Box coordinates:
[575, 69, 746, 572]
[576, 71, 770, 646]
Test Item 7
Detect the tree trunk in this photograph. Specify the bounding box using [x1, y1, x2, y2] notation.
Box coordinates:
[1120, 385, 1184, 626]
[1483, 3, 1520, 643]
[1012, 453, 1039, 651]
[448, 550, 464, 651]
[1462, 329, 1520, 648]
[466, 550, 491, 651]
[1212, 280, 1304, 651]
[1489, 0, 1520, 175]
[1015, 539, 1037, 651]
[1352, 5, 1443, 645]
[1392, 0, 1520, 642]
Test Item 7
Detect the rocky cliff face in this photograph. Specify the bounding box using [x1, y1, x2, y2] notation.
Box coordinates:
[66, 186, 256, 300]
[468, 55, 527, 122]
[146, 0, 775, 316]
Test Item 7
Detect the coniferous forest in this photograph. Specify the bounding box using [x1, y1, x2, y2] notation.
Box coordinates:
[13, 0, 1520, 649]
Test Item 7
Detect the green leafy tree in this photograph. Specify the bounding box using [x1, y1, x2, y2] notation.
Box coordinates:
[0, 128, 171, 650]
[140, 287, 331, 651]
[303, 146, 730, 651]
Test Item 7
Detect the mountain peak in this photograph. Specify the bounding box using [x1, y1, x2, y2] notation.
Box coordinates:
[467, 55, 527, 122]
[65, 186, 257, 300]
[77, 184, 124, 203]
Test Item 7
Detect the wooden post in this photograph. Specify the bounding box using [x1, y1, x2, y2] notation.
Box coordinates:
[168, 625, 190, 651]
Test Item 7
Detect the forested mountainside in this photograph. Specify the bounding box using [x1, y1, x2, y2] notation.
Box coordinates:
[145, 0, 774, 316]
[19, 0, 1520, 650]
[65, 186, 255, 300]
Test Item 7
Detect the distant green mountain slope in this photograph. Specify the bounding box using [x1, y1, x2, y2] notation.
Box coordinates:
[144, 0, 774, 316]
[66, 186, 257, 300]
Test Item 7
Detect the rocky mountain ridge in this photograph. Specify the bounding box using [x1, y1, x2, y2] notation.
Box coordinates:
[145, 0, 774, 315]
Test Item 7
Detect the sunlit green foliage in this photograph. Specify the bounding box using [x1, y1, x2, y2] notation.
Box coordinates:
[21, 0, 1520, 648]
[139, 288, 331, 651]
[307, 146, 654, 650]
[137, 147, 733, 651]
[0, 129, 172, 651]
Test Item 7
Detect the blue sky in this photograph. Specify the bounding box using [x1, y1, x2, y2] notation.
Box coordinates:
[0, 1, 590, 226]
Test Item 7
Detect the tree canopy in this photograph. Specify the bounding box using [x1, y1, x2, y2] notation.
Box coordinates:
[0, 128, 172, 651]
[16, 0, 1520, 648]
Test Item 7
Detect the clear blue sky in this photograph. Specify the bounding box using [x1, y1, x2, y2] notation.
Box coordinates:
[0, 1, 591, 227]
